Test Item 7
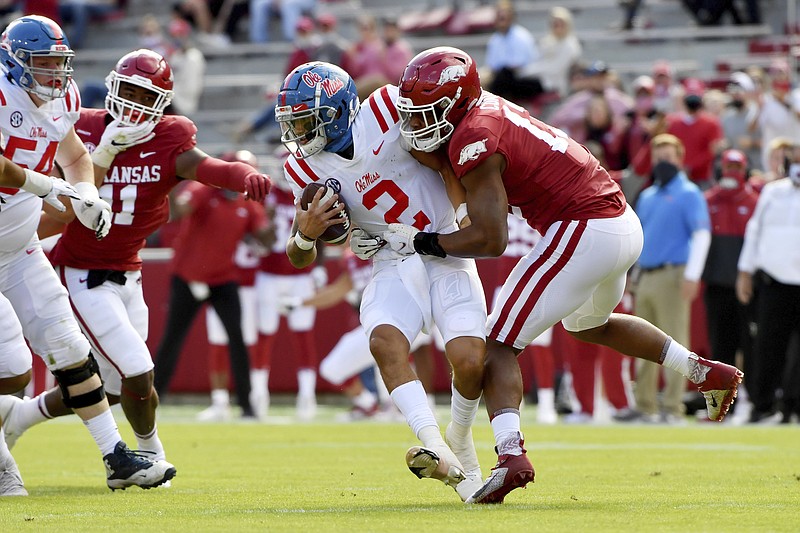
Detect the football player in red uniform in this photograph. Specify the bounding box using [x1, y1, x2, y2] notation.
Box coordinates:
[391, 47, 745, 503]
[1, 49, 271, 475]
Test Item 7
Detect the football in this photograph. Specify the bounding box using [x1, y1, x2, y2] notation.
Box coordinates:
[299, 182, 351, 244]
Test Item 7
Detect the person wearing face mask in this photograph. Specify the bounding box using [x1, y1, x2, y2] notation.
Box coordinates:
[666, 78, 724, 190]
[721, 73, 761, 169]
[617, 134, 711, 424]
[701, 149, 760, 421]
[736, 144, 800, 424]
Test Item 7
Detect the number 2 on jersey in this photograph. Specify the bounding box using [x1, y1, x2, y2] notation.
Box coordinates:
[361, 179, 431, 229]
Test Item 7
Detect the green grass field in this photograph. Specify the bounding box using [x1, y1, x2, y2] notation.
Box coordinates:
[2, 404, 798, 532]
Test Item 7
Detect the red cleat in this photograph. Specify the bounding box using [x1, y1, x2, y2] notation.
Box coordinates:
[466, 439, 534, 504]
[690, 354, 744, 422]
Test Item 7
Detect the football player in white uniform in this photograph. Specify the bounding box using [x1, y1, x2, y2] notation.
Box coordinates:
[275, 62, 487, 501]
[0, 15, 174, 493]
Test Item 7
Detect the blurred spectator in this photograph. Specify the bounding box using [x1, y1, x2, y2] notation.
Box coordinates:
[701, 149, 759, 420]
[549, 61, 633, 137]
[651, 60, 681, 113]
[153, 181, 272, 419]
[250, 0, 316, 43]
[627, 75, 668, 197]
[681, 0, 750, 25]
[381, 17, 413, 85]
[619, 0, 644, 30]
[58, 0, 121, 49]
[519, 6, 582, 98]
[174, 0, 246, 45]
[736, 145, 800, 423]
[484, 0, 541, 103]
[139, 14, 174, 59]
[284, 16, 321, 75]
[571, 94, 629, 171]
[315, 13, 350, 69]
[752, 63, 800, 171]
[347, 14, 388, 99]
[665, 78, 724, 189]
[720, 72, 761, 169]
[166, 17, 206, 116]
[619, 134, 711, 424]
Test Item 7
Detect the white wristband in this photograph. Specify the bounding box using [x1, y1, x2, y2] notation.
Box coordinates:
[21, 168, 53, 197]
[91, 145, 116, 169]
[74, 181, 100, 202]
[455, 203, 468, 225]
[294, 232, 315, 251]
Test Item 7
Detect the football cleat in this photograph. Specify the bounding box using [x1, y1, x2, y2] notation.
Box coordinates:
[466, 435, 534, 504]
[0, 449, 27, 496]
[296, 394, 317, 421]
[104, 441, 176, 491]
[445, 422, 483, 501]
[196, 404, 232, 422]
[405, 445, 466, 490]
[0, 395, 25, 450]
[689, 354, 744, 422]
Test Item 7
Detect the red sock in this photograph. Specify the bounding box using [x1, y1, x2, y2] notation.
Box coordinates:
[532, 345, 555, 390]
[208, 344, 229, 374]
[291, 330, 317, 369]
[253, 334, 275, 370]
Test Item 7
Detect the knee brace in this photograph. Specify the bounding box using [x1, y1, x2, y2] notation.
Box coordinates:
[52, 353, 107, 409]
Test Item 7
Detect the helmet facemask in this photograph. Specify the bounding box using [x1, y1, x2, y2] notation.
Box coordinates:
[16, 49, 74, 101]
[105, 71, 173, 126]
[397, 88, 460, 152]
[275, 82, 338, 159]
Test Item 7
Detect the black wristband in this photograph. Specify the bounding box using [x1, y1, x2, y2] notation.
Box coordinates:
[413, 232, 447, 258]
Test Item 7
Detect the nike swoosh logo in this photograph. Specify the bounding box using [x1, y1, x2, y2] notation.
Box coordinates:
[25, 248, 35, 255]
[79, 278, 88, 283]
[140, 151, 157, 158]
[372, 141, 385, 156]
[53, 116, 63, 121]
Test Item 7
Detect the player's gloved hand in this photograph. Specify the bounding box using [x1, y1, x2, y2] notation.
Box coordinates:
[243, 172, 271, 202]
[277, 295, 304, 315]
[91, 119, 157, 168]
[21, 169, 80, 212]
[350, 228, 386, 259]
[384, 223, 419, 256]
[71, 182, 113, 239]
[311, 265, 328, 289]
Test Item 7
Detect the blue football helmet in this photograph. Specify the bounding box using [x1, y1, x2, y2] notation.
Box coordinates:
[275, 62, 360, 159]
[0, 15, 74, 101]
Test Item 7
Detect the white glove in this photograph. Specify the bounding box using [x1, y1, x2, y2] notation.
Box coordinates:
[311, 265, 328, 289]
[71, 182, 112, 239]
[277, 295, 304, 315]
[91, 119, 157, 168]
[384, 223, 419, 256]
[21, 168, 80, 212]
[350, 228, 386, 259]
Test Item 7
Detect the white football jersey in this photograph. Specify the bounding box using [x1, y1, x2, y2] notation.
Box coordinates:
[283, 85, 457, 256]
[0, 75, 81, 252]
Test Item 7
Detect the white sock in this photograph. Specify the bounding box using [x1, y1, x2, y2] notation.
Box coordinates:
[538, 388, 555, 413]
[353, 390, 377, 410]
[391, 380, 440, 443]
[660, 337, 692, 377]
[0, 428, 13, 461]
[491, 412, 522, 454]
[10, 395, 52, 435]
[83, 410, 123, 456]
[297, 368, 316, 398]
[211, 389, 230, 407]
[250, 369, 268, 396]
[450, 382, 480, 430]
[135, 425, 166, 461]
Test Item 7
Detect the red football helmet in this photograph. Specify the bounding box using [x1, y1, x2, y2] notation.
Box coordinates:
[105, 49, 174, 125]
[397, 46, 481, 152]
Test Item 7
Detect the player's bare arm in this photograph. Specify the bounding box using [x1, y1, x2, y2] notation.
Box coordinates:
[411, 148, 470, 227]
[286, 187, 342, 268]
[437, 154, 509, 257]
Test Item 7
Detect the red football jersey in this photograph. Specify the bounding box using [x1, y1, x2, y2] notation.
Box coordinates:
[50, 111, 197, 270]
[448, 92, 626, 233]
[171, 182, 268, 285]
[259, 186, 312, 275]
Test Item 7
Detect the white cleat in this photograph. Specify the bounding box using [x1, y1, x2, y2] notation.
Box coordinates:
[405, 445, 466, 490]
[445, 422, 482, 501]
[104, 442, 176, 491]
[0, 395, 25, 450]
[196, 404, 232, 422]
[250, 391, 269, 420]
[0, 448, 27, 496]
[296, 394, 317, 421]
[456, 469, 483, 502]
